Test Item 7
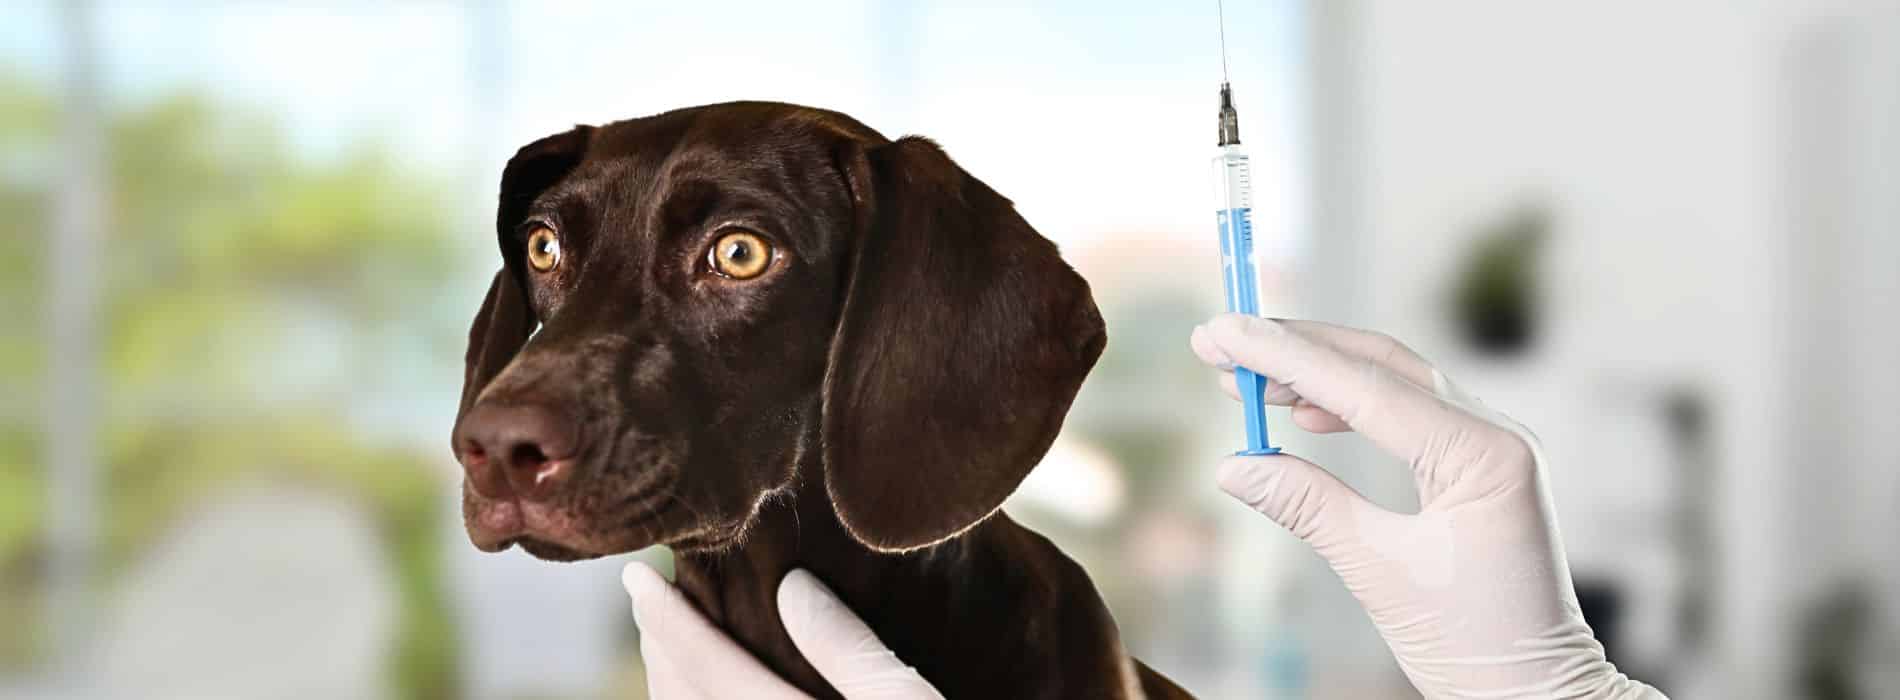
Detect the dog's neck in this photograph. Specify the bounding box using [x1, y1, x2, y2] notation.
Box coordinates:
[670, 473, 949, 654]
[668, 472, 1029, 698]
[674, 470, 951, 592]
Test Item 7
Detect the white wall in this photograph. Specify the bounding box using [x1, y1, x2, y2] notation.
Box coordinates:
[1306, 2, 1900, 697]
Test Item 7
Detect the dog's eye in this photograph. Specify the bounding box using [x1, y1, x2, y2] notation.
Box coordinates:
[707, 230, 773, 280]
[526, 225, 562, 272]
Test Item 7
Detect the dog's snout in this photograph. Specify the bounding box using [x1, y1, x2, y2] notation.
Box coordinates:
[455, 402, 580, 500]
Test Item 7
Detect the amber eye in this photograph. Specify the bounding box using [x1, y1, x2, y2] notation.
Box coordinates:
[707, 230, 773, 280]
[525, 225, 561, 272]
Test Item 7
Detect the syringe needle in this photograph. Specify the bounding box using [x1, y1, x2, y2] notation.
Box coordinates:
[1216, 0, 1230, 84]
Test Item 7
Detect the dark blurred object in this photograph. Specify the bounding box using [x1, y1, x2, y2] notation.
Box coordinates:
[1796, 580, 1874, 700]
[1449, 205, 1548, 356]
[1664, 387, 1714, 658]
[1575, 579, 1626, 667]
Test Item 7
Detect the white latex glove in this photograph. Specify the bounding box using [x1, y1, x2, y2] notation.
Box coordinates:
[1190, 314, 1666, 700]
[622, 562, 945, 700]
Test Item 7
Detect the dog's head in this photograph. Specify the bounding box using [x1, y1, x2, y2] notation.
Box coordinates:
[451, 102, 1104, 560]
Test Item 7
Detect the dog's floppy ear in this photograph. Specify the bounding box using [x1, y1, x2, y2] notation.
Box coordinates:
[457, 126, 593, 423]
[823, 136, 1106, 552]
[496, 125, 594, 263]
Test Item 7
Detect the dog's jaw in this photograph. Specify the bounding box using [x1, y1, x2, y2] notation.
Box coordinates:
[667, 473, 1162, 699]
[460, 479, 678, 559]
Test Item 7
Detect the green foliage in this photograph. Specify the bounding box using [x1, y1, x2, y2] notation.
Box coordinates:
[0, 74, 56, 670]
[1080, 291, 1211, 495]
[0, 73, 464, 698]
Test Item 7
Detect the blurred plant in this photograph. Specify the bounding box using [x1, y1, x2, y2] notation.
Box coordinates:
[1449, 203, 1549, 356]
[0, 73, 465, 698]
[1796, 579, 1874, 700]
[1049, 288, 1218, 651]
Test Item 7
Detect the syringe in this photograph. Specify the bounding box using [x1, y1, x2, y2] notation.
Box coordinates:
[1212, 81, 1279, 456]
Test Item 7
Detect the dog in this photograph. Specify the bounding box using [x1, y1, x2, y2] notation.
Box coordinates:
[451, 101, 1192, 699]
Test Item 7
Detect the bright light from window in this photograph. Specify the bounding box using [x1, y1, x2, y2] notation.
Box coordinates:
[1013, 437, 1127, 526]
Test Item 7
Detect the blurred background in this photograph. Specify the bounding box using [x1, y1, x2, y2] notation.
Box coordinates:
[2, 1, 1896, 698]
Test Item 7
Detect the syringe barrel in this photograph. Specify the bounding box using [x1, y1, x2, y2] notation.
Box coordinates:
[1212, 145, 1258, 317]
[1212, 144, 1278, 455]
[1212, 144, 1252, 213]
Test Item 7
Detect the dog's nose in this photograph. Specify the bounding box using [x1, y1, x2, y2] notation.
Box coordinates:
[454, 402, 579, 501]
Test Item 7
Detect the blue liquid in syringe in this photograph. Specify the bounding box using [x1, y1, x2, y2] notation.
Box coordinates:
[1216, 201, 1278, 455]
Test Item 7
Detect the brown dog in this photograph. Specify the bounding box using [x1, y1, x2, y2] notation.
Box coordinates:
[452, 102, 1192, 699]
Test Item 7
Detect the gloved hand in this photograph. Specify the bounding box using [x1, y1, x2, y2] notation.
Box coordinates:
[622, 562, 945, 700]
[1190, 314, 1665, 700]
